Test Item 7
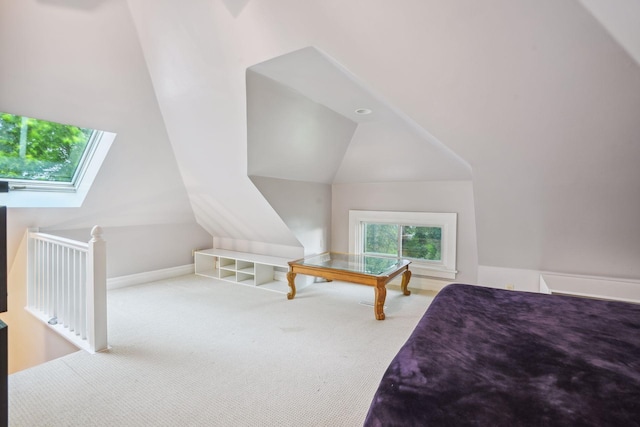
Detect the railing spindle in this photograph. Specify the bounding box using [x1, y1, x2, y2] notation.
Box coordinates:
[25, 227, 107, 353]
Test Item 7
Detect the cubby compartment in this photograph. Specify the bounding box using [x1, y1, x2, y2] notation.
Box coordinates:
[219, 257, 236, 270]
[193, 251, 217, 278]
[219, 268, 236, 280]
[236, 260, 254, 275]
[194, 249, 291, 294]
[236, 271, 255, 285]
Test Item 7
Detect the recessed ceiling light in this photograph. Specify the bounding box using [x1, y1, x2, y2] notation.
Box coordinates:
[355, 108, 372, 115]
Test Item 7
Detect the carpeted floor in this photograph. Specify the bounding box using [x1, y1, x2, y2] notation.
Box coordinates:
[9, 274, 435, 426]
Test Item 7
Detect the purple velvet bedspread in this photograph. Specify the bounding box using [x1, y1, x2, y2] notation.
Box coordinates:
[364, 284, 640, 426]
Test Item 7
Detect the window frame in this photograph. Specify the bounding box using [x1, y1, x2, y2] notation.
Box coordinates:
[0, 129, 115, 208]
[3, 129, 105, 192]
[349, 210, 457, 279]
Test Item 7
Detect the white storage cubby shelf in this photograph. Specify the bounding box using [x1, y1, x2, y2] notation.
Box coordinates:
[194, 249, 291, 294]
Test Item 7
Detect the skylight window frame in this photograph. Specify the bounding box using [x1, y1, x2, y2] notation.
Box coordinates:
[0, 126, 115, 208]
[5, 129, 104, 193]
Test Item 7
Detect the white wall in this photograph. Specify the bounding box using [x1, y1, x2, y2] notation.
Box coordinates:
[3, 0, 640, 372]
[245, 49, 471, 264]
[0, 0, 211, 372]
[334, 120, 470, 183]
[0, 0, 209, 265]
[50, 224, 212, 278]
[251, 177, 331, 256]
[247, 71, 357, 184]
[364, 1, 640, 280]
[126, 0, 640, 284]
[477, 265, 543, 293]
[580, 0, 640, 66]
[127, 0, 301, 257]
[331, 181, 478, 285]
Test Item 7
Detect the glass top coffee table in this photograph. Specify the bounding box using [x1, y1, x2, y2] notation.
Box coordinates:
[287, 252, 412, 320]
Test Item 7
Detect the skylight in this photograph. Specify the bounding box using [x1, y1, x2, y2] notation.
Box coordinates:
[0, 111, 115, 207]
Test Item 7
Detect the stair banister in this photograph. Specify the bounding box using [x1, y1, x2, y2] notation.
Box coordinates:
[26, 226, 108, 353]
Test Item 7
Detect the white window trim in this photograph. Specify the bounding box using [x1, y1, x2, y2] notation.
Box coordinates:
[0, 131, 116, 208]
[349, 210, 458, 280]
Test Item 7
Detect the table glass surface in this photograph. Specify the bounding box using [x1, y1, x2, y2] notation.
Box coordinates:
[294, 252, 409, 276]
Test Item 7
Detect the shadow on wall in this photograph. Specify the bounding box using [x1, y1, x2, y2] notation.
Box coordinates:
[36, 0, 106, 11]
[245, 47, 472, 257]
[222, 0, 251, 17]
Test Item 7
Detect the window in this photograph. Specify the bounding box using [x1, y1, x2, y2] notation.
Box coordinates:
[364, 223, 442, 261]
[0, 112, 115, 207]
[1, 112, 98, 190]
[349, 210, 457, 279]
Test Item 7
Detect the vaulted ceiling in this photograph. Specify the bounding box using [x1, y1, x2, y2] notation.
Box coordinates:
[126, 0, 640, 279]
[246, 47, 471, 184]
[2, 0, 639, 280]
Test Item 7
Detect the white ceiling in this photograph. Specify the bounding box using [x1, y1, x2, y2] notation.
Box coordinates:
[247, 47, 471, 184]
[126, 0, 640, 276]
[8, 0, 637, 277]
[580, 0, 640, 66]
[248, 46, 397, 124]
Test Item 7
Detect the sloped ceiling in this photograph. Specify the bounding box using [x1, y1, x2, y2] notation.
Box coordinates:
[0, 0, 203, 265]
[245, 47, 471, 256]
[127, 0, 640, 279]
[246, 69, 357, 184]
[580, 0, 640, 66]
[247, 47, 471, 184]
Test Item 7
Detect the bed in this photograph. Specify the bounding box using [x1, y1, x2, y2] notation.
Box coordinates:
[364, 283, 640, 426]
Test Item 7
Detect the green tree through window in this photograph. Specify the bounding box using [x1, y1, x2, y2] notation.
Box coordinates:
[364, 223, 442, 261]
[364, 223, 398, 256]
[0, 112, 94, 182]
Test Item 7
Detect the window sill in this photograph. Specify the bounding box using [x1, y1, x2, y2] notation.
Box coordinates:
[1, 189, 85, 208]
[411, 263, 457, 280]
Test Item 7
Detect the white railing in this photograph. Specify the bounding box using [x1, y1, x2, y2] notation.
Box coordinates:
[26, 226, 107, 353]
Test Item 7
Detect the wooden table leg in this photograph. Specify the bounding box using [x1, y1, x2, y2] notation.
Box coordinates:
[374, 283, 387, 320]
[401, 268, 412, 296]
[287, 271, 297, 300]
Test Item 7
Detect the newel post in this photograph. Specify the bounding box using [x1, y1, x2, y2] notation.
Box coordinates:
[86, 226, 107, 352]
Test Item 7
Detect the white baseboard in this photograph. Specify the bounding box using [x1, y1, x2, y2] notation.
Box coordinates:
[540, 272, 640, 304]
[107, 264, 195, 290]
[108, 264, 449, 294]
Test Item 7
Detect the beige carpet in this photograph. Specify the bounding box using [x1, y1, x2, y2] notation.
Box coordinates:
[9, 274, 435, 426]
